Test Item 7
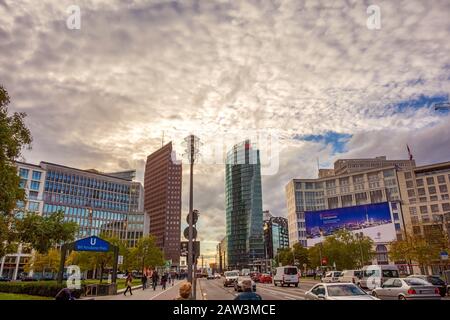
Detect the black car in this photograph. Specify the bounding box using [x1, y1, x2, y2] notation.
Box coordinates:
[0, 276, 11, 282]
[407, 275, 447, 297]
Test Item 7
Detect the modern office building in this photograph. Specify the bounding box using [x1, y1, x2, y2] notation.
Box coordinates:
[1, 161, 146, 280]
[144, 142, 182, 266]
[40, 162, 144, 243]
[286, 156, 412, 264]
[225, 140, 264, 270]
[397, 161, 450, 271]
[217, 237, 228, 272]
[263, 212, 289, 260]
[0, 162, 46, 280]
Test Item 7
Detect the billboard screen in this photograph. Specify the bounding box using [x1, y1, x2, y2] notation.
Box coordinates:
[305, 202, 396, 247]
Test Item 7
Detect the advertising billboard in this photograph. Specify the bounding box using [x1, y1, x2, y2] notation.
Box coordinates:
[305, 202, 396, 247]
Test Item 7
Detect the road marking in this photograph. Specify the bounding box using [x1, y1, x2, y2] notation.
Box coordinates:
[257, 286, 306, 300]
[149, 282, 181, 300]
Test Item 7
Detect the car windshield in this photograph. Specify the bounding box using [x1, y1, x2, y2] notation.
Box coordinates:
[382, 270, 399, 278]
[327, 285, 367, 296]
[285, 268, 298, 275]
[225, 272, 238, 277]
[404, 278, 430, 286]
[428, 277, 445, 285]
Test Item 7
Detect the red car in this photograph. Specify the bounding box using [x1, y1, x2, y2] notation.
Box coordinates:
[250, 272, 261, 282]
[259, 273, 273, 284]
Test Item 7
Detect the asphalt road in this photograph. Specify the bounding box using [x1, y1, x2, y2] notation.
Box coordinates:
[198, 278, 318, 300]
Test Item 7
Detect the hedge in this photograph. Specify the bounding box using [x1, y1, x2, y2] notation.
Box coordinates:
[0, 281, 83, 298]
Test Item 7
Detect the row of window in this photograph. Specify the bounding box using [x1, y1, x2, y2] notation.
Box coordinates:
[409, 203, 450, 215]
[44, 193, 130, 212]
[46, 170, 131, 193]
[19, 168, 42, 181]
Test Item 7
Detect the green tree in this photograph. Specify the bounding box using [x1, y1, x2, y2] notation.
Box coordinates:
[15, 211, 78, 254]
[0, 84, 33, 258]
[128, 236, 164, 272]
[24, 248, 60, 274]
[308, 230, 374, 270]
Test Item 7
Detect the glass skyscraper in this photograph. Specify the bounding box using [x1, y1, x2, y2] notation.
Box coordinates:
[225, 140, 264, 269]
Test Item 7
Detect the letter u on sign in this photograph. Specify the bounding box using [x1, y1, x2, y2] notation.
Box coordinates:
[90, 238, 97, 246]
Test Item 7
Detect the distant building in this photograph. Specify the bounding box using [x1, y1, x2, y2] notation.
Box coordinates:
[217, 237, 228, 272]
[225, 140, 264, 270]
[263, 212, 289, 260]
[144, 142, 182, 266]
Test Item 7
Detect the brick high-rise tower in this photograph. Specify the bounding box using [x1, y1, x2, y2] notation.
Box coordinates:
[144, 142, 182, 266]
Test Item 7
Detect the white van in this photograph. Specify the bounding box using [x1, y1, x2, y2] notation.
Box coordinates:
[273, 266, 299, 287]
[359, 265, 399, 289]
[338, 270, 362, 284]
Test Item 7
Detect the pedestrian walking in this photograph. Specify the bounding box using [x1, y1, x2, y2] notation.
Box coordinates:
[124, 272, 133, 296]
[161, 273, 168, 290]
[142, 273, 148, 290]
[151, 271, 159, 291]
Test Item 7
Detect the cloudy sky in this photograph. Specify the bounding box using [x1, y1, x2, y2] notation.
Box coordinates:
[1, 0, 450, 261]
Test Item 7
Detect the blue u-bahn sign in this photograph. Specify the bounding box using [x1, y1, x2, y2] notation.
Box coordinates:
[74, 236, 110, 252]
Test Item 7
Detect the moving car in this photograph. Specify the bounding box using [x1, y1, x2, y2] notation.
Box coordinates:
[273, 266, 299, 287]
[371, 278, 441, 300]
[214, 273, 221, 279]
[250, 272, 261, 282]
[259, 273, 273, 284]
[338, 270, 362, 284]
[305, 283, 379, 300]
[223, 271, 239, 287]
[234, 275, 256, 292]
[241, 268, 251, 276]
[321, 271, 342, 283]
[359, 265, 399, 289]
[407, 275, 447, 297]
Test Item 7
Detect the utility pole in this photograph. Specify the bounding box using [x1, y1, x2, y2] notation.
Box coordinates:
[184, 134, 200, 298]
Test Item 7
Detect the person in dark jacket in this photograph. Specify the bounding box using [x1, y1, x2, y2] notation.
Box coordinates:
[123, 272, 133, 296]
[234, 280, 262, 300]
[142, 272, 148, 290]
[161, 273, 168, 290]
[151, 271, 159, 291]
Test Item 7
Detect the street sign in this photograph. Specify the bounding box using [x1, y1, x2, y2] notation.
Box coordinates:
[184, 227, 197, 240]
[118, 255, 123, 265]
[180, 241, 200, 258]
[186, 209, 199, 225]
[441, 251, 449, 260]
[74, 236, 110, 252]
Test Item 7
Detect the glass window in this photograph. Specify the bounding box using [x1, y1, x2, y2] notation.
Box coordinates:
[442, 203, 450, 211]
[19, 179, 26, 188]
[416, 179, 423, 186]
[437, 175, 445, 184]
[439, 185, 448, 193]
[426, 177, 435, 185]
[30, 181, 40, 191]
[420, 206, 428, 214]
[28, 201, 39, 212]
[32, 171, 42, 181]
[428, 186, 436, 194]
[404, 172, 412, 179]
[19, 168, 29, 179]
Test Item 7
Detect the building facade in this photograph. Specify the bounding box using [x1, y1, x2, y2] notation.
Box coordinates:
[144, 142, 182, 266]
[286, 156, 413, 264]
[397, 161, 450, 273]
[217, 237, 228, 272]
[263, 213, 289, 260]
[2, 161, 145, 280]
[0, 162, 46, 280]
[225, 140, 264, 270]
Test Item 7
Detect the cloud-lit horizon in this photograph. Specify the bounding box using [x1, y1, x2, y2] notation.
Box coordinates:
[1, 0, 450, 262]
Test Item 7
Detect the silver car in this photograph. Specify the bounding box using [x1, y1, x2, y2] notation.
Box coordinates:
[371, 278, 441, 300]
[234, 276, 256, 292]
[305, 283, 379, 300]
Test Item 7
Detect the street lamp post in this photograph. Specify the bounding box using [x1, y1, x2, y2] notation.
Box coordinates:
[184, 134, 200, 298]
[356, 232, 365, 268]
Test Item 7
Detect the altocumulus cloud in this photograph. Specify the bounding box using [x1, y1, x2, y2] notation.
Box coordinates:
[1, 0, 449, 259]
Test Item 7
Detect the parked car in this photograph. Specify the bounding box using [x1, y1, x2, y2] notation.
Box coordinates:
[359, 265, 399, 289]
[371, 278, 441, 300]
[214, 273, 221, 279]
[0, 276, 11, 282]
[321, 271, 342, 283]
[234, 275, 256, 292]
[407, 275, 447, 297]
[338, 270, 362, 284]
[116, 273, 127, 279]
[305, 283, 379, 300]
[273, 266, 299, 287]
[207, 273, 215, 280]
[223, 271, 239, 287]
[259, 273, 273, 284]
